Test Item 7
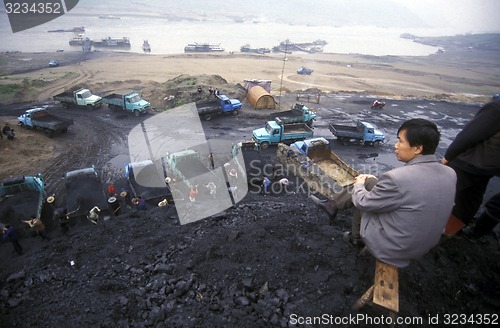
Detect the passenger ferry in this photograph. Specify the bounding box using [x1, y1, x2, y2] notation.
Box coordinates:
[184, 43, 225, 53]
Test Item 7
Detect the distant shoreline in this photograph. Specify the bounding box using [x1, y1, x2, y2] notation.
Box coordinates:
[0, 33, 498, 106]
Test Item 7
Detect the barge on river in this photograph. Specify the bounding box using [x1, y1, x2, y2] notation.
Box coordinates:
[184, 43, 225, 53]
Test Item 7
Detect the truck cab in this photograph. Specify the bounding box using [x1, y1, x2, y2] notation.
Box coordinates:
[357, 121, 385, 144]
[17, 107, 41, 127]
[74, 89, 102, 107]
[219, 95, 242, 113]
[252, 121, 283, 147]
[296, 104, 316, 125]
[291, 137, 329, 156]
[276, 103, 317, 126]
[124, 93, 150, 114]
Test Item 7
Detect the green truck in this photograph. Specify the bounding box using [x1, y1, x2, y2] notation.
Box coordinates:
[252, 121, 314, 149]
[102, 92, 151, 116]
[53, 88, 102, 109]
[275, 103, 317, 126]
[0, 174, 45, 234]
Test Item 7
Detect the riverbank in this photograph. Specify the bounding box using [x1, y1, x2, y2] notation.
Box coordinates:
[0, 34, 498, 106]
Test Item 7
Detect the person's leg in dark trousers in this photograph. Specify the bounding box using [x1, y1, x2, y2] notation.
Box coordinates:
[449, 163, 491, 225]
[309, 177, 378, 238]
[11, 240, 23, 255]
[463, 192, 500, 238]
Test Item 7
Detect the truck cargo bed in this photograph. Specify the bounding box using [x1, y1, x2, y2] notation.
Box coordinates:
[176, 158, 211, 180]
[102, 94, 123, 103]
[128, 164, 171, 201]
[196, 101, 219, 114]
[65, 177, 109, 216]
[0, 190, 41, 225]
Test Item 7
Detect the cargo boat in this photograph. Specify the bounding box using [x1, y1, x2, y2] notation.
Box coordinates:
[69, 34, 93, 46]
[93, 37, 131, 48]
[240, 44, 270, 54]
[184, 43, 224, 53]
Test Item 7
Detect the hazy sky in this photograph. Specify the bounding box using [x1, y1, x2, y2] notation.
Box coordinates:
[392, 0, 500, 32]
[75, 0, 500, 33]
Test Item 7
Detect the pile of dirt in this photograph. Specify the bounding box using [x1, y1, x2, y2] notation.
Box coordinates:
[0, 118, 60, 177]
[141, 74, 247, 110]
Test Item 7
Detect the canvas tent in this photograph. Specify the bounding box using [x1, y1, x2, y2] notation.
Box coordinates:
[247, 86, 276, 110]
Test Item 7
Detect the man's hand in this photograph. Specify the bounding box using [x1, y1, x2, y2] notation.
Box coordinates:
[354, 174, 377, 186]
[441, 158, 449, 165]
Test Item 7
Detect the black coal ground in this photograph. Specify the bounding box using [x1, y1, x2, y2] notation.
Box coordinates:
[1, 94, 499, 327]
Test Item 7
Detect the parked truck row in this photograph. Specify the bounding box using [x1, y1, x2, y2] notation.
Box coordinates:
[53, 88, 151, 116]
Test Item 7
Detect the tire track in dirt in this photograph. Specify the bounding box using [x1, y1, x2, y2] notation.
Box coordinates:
[36, 62, 93, 102]
[41, 109, 123, 199]
[280, 73, 444, 94]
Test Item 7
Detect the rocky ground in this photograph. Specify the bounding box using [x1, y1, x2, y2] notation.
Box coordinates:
[0, 33, 499, 327]
[0, 90, 499, 327]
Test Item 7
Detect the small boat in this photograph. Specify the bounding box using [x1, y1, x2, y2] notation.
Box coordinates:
[69, 33, 90, 46]
[142, 40, 151, 53]
[93, 37, 131, 48]
[240, 44, 270, 54]
[184, 43, 225, 53]
[49, 26, 85, 33]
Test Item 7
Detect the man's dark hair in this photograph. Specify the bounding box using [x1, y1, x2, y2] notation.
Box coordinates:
[398, 119, 440, 155]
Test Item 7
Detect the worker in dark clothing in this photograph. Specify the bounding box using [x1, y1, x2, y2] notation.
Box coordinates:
[23, 217, 49, 240]
[120, 189, 132, 209]
[2, 124, 14, 140]
[441, 100, 500, 225]
[6, 128, 14, 140]
[2, 225, 23, 255]
[2, 124, 11, 135]
[54, 208, 69, 234]
[134, 196, 147, 211]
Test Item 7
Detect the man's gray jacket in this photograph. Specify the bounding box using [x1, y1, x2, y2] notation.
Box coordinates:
[352, 155, 457, 267]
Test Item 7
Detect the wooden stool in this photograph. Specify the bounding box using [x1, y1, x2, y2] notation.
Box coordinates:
[352, 260, 399, 319]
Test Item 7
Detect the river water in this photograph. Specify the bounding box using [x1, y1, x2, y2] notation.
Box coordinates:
[0, 10, 446, 56]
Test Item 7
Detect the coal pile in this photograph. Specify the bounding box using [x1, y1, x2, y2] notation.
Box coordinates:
[1, 188, 499, 327]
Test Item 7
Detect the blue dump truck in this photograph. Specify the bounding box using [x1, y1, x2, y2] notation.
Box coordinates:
[125, 160, 172, 203]
[290, 137, 359, 187]
[329, 120, 385, 146]
[196, 94, 242, 121]
[102, 92, 151, 116]
[252, 121, 314, 149]
[53, 88, 102, 109]
[17, 107, 74, 138]
[0, 175, 45, 234]
[275, 102, 317, 127]
[63, 166, 110, 219]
